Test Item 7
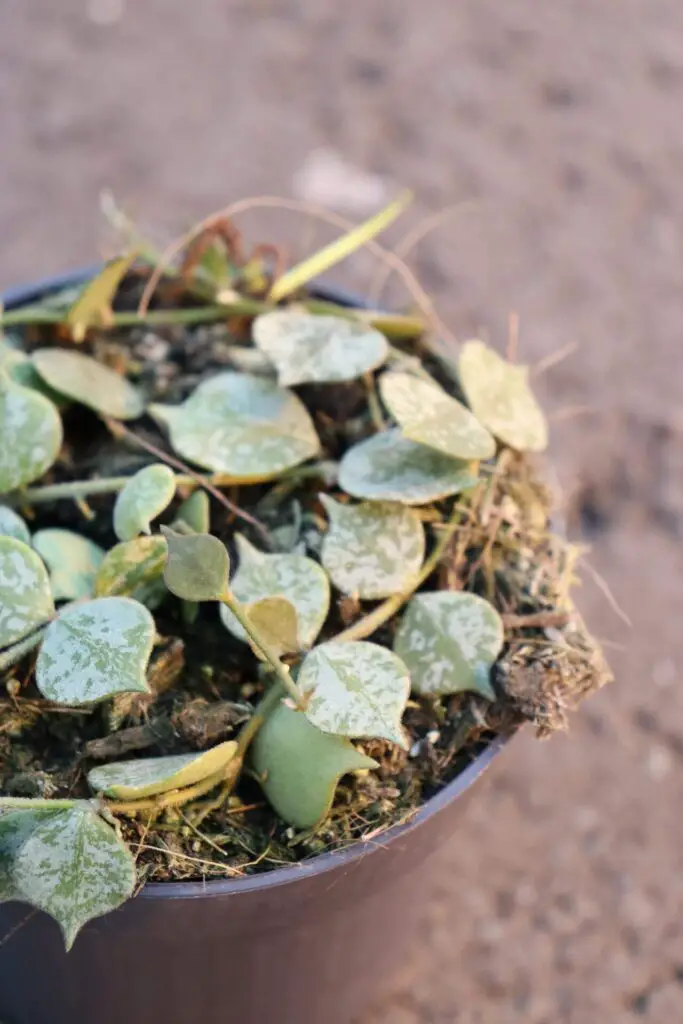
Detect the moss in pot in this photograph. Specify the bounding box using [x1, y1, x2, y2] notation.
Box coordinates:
[0, 197, 610, 1024]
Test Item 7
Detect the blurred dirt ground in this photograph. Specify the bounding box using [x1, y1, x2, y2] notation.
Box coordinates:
[2, 1, 683, 1021]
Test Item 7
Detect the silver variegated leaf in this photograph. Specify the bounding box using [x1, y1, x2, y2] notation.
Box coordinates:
[36, 597, 155, 705]
[149, 372, 320, 482]
[0, 371, 63, 493]
[393, 591, 504, 699]
[32, 349, 145, 421]
[458, 340, 548, 452]
[320, 495, 425, 599]
[219, 534, 329, 649]
[379, 370, 496, 460]
[338, 428, 478, 506]
[33, 528, 105, 601]
[113, 464, 176, 542]
[88, 740, 238, 799]
[95, 535, 168, 608]
[298, 640, 410, 748]
[0, 536, 54, 648]
[0, 806, 59, 902]
[252, 310, 389, 387]
[0, 505, 31, 545]
[251, 700, 377, 829]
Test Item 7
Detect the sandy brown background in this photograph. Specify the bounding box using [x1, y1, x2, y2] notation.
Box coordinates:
[2, 2, 682, 1021]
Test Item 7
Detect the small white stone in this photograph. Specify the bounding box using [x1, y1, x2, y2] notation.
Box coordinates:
[646, 744, 673, 781]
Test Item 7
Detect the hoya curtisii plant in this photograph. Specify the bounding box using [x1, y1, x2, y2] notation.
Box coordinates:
[0, 216, 549, 950]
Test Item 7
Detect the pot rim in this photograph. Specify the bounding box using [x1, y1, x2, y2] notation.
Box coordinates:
[2, 266, 511, 900]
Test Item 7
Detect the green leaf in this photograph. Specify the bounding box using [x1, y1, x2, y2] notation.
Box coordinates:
[320, 496, 425, 599]
[65, 253, 137, 342]
[174, 489, 210, 534]
[0, 371, 63, 493]
[33, 529, 105, 601]
[36, 597, 154, 705]
[458, 340, 548, 452]
[32, 349, 145, 421]
[252, 701, 377, 829]
[149, 372, 319, 482]
[393, 591, 504, 699]
[244, 596, 300, 659]
[219, 534, 329, 649]
[0, 505, 31, 545]
[160, 527, 229, 602]
[88, 740, 238, 799]
[338, 428, 478, 506]
[94, 535, 168, 607]
[113, 464, 176, 542]
[0, 343, 68, 405]
[0, 536, 54, 647]
[298, 640, 410, 748]
[252, 311, 389, 387]
[0, 807, 59, 902]
[10, 802, 136, 949]
[379, 370, 496, 460]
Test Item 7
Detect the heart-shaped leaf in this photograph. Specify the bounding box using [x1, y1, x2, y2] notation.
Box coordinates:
[0, 343, 68, 405]
[0, 536, 54, 647]
[458, 340, 548, 452]
[10, 802, 136, 949]
[33, 529, 105, 601]
[174, 489, 210, 534]
[0, 806, 58, 902]
[65, 253, 137, 342]
[36, 597, 155, 705]
[0, 371, 63, 493]
[161, 527, 229, 602]
[88, 740, 238, 800]
[298, 640, 410, 747]
[339, 428, 478, 506]
[219, 534, 329, 649]
[252, 311, 389, 387]
[94, 535, 168, 608]
[251, 700, 377, 829]
[113, 464, 176, 542]
[244, 596, 300, 659]
[320, 495, 425, 599]
[32, 349, 145, 421]
[149, 372, 319, 482]
[0, 505, 31, 545]
[393, 591, 504, 699]
[379, 370, 496, 460]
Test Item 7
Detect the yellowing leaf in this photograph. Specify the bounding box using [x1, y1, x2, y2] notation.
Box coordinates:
[149, 372, 320, 482]
[379, 370, 496, 460]
[113, 464, 176, 541]
[66, 253, 137, 342]
[0, 536, 54, 647]
[458, 340, 548, 452]
[244, 596, 300, 659]
[0, 371, 63, 493]
[161, 527, 229, 602]
[32, 349, 145, 421]
[87, 740, 238, 799]
[339, 428, 478, 506]
[94, 535, 168, 608]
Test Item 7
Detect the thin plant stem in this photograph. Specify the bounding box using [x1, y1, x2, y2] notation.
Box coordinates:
[0, 797, 77, 811]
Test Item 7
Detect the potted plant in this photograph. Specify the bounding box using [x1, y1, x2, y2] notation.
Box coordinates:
[0, 197, 610, 1024]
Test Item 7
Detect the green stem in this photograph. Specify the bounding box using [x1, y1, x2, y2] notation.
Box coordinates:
[236, 680, 286, 757]
[0, 627, 48, 672]
[332, 504, 464, 643]
[0, 797, 76, 811]
[219, 591, 304, 709]
[6, 473, 217, 508]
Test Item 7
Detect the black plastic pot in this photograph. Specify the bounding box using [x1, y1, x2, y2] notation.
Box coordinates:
[0, 271, 510, 1024]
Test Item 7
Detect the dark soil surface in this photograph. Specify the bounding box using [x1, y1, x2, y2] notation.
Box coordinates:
[2, 2, 682, 1020]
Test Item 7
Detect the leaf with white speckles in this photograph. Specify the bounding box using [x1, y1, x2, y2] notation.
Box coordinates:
[149, 372, 319, 482]
[379, 370, 495, 460]
[458, 340, 548, 452]
[10, 802, 136, 949]
[393, 591, 503, 699]
[219, 534, 329, 649]
[0, 371, 63, 493]
[320, 495, 424, 599]
[94, 535, 168, 608]
[88, 740, 238, 800]
[36, 597, 154, 706]
[244, 596, 300, 659]
[0, 506, 31, 545]
[33, 529, 105, 602]
[0, 536, 54, 647]
[32, 349, 145, 421]
[339, 428, 478, 506]
[113, 464, 176, 542]
[252, 701, 377, 829]
[252, 311, 389, 387]
[298, 640, 410, 748]
[161, 528, 230, 602]
[0, 806, 61, 903]
[174, 490, 210, 534]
